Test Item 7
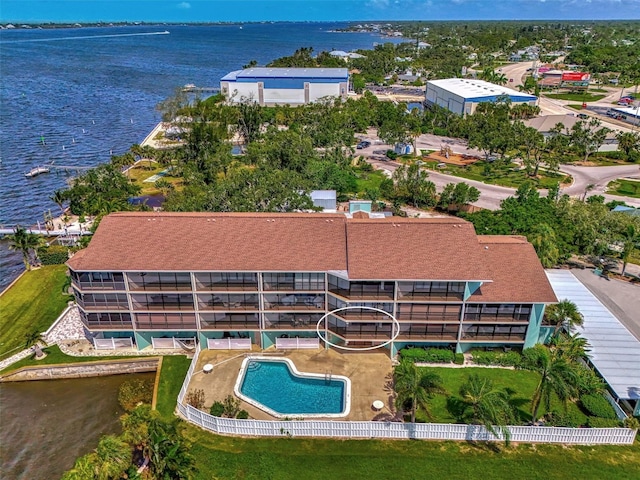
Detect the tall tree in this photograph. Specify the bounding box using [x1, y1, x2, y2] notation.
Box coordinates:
[394, 360, 445, 423]
[459, 374, 515, 445]
[392, 163, 437, 208]
[545, 299, 584, 338]
[569, 118, 611, 163]
[524, 345, 578, 423]
[7, 226, 41, 270]
[50, 190, 67, 216]
[527, 223, 560, 267]
[615, 132, 640, 159]
[621, 224, 639, 275]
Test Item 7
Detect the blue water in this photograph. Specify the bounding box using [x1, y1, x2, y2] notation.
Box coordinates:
[0, 23, 403, 289]
[240, 360, 345, 415]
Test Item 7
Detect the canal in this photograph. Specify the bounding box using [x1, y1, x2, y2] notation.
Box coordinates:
[0, 373, 156, 480]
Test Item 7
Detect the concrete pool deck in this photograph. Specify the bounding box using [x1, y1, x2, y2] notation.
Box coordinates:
[186, 347, 395, 421]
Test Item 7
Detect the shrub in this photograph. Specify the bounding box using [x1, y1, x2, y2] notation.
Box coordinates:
[236, 410, 249, 419]
[209, 401, 224, 417]
[623, 417, 639, 429]
[399, 347, 454, 363]
[185, 388, 205, 410]
[470, 350, 522, 367]
[118, 378, 154, 411]
[38, 245, 70, 265]
[574, 365, 606, 395]
[385, 150, 398, 160]
[222, 395, 241, 418]
[580, 394, 617, 420]
[587, 417, 621, 428]
[454, 353, 464, 365]
[546, 409, 586, 428]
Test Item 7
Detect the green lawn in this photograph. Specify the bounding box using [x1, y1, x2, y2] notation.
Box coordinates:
[415, 367, 586, 425]
[0, 344, 136, 375]
[0, 265, 72, 361]
[607, 179, 640, 198]
[426, 160, 571, 189]
[156, 355, 191, 418]
[355, 169, 388, 193]
[184, 424, 639, 480]
[544, 93, 606, 102]
[127, 163, 182, 196]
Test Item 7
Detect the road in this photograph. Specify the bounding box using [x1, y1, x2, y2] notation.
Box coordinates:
[358, 130, 640, 209]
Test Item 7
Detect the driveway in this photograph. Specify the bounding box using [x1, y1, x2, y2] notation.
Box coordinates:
[560, 164, 640, 206]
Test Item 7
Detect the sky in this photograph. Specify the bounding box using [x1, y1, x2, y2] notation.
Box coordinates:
[1, 0, 639, 23]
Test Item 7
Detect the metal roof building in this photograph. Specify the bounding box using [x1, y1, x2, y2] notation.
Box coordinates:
[426, 78, 537, 115]
[220, 67, 349, 105]
[546, 269, 640, 402]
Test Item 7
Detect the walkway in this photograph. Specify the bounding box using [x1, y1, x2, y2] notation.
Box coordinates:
[546, 269, 640, 401]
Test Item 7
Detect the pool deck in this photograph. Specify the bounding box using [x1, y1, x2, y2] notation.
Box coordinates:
[187, 347, 395, 421]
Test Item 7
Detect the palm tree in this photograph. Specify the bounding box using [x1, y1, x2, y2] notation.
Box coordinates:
[550, 331, 590, 362]
[394, 360, 445, 423]
[7, 226, 41, 270]
[459, 374, 515, 445]
[527, 223, 560, 268]
[545, 300, 584, 338]
[94, 434, 131, 480]
[24, 329, 47, 358]
[50, 189, 67, 216]
[524, 345, 578, 423]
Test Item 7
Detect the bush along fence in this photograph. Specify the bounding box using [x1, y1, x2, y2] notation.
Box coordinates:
[176, 346, 637, 445]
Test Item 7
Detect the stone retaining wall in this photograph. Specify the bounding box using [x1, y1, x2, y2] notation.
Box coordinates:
[0, 358, 160, 382]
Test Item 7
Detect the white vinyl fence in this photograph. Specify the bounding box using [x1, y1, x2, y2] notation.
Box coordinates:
[176, 347, 637, 445]
[275, 337, 320, 349]
[93, 337, 134, 350]
[152, 337, 196, 350]
[207, 338, 252, 350]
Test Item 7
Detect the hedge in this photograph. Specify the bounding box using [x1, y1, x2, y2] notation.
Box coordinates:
[587, 417, 621, 428]
[580, 394, 617, 420]
[38, 245, 70, 265]
[470, 350, 522, 367]
[546, 409, 586, 428]
[399, 347, 454, 363]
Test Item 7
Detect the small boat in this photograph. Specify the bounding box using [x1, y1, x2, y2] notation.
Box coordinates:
[25, 166, 50, 178]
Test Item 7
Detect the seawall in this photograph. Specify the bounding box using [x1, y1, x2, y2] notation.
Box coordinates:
[0, 357, 160, 382]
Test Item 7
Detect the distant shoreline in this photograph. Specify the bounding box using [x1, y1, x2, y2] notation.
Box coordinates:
[0, 21, 353, 30]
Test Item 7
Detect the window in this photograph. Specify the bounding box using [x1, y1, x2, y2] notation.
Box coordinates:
[199, 313, 260, 329]
[131, 293, 194, 310]
[464, 304, 532, 322]
[127, 272, 192, 291]
[328, 278, 394, 299]
[196, 294, 259, 310]
[263, 273, 324, 291]
[396, 303, 461, 321]
[264, 313, 323, 329]
[135, 312, 197, 329]
[77, 293, 129, 310]
[195, 272, 258, 291]
[461, 324, 527, 341]
[397, 281, 464, 300]
[82, 311, 133, 329]
[72, 271, 125, 290]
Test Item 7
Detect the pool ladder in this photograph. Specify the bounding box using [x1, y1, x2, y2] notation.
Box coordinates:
[325, 371, 332, 384]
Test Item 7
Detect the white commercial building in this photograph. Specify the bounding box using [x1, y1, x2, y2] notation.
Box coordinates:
[220, 67, 349, 106]
[426, 78, 537, 115]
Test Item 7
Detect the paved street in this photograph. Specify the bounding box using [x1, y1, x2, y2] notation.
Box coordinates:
[359, 130, 640, 209]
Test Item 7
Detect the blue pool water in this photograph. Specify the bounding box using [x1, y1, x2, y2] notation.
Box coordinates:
[240, 360, 345, 415]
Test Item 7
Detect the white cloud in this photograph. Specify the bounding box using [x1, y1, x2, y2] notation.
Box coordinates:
[177, 2, 191, 9]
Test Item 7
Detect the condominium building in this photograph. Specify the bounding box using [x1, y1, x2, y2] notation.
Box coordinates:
[67, 212, 557, 355]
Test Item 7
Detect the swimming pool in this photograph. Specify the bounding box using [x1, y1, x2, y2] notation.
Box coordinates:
[234, 357, 351, 418]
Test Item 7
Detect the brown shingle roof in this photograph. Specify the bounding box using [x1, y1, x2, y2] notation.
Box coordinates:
[346, 217, 489, 281]
[67, 212, 348, 272]
[68, 214, 556, 303]
[470, 236, 558, 303]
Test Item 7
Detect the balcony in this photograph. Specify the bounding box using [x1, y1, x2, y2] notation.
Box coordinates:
[328, 288, 394, 301]
[72, 280, 126, 291]
[265, 313, 322, 330]
[396, 332, 458, 341]
[396, 292, 463, 302]
[460, 333, 526, 342]
[263, 294, 324, 311]
[195, 282, 258, 292]
[199, 320, 261, 330]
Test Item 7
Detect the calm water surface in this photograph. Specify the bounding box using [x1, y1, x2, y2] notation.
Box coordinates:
[0, 23, 402, 289]
[0, 373, 155, 480]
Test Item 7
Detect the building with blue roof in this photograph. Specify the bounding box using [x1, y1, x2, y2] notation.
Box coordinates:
[220, 67, 349, 105]
[426, 78, 537, 116]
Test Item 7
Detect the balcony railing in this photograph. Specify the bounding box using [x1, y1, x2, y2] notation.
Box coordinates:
[397, 292, 464, 302]
[72, 280, 127, 291]
[328, 288, 394, 301]
[199, 302, 260, 311]
[195, 282, 258, 292]
[128, 282, 193, 292]
[397, 333, 458, 341]
[199, 321, 261, 330]
[460, 333, 526, 342]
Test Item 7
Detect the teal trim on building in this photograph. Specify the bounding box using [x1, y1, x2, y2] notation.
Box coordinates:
[524, 304, 546, 349]
[538, 326, 555, 344]
[464, 281, 482, 300]
[134, 332, 151, 350]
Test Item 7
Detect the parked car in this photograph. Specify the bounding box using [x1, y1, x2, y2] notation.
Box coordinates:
[578, 113, 589, 119]
[356, 140, 371, 149]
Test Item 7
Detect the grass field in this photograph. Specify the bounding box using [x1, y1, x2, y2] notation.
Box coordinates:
[415, 366, 586, 425]
[424, 160, 570, 189]
[127, 163, 182, 196]
[607, 179, 640, 198]
[0, 345, 135, 375]
[0, 265, 72, 361]
[156, 355, 191, 418]
[544, 93, 606, 102]
[184, 425, 639, 480]
[355, 169, 388, 193]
